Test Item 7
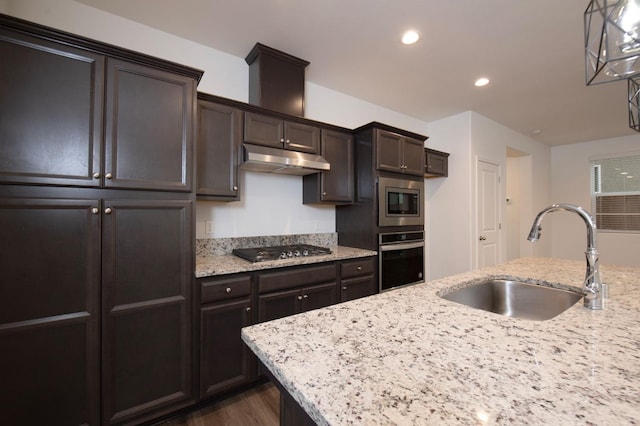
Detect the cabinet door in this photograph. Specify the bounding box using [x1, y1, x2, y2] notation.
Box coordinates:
[258, 288, 301, 323]
[340, 276, 377, 302]
[197, 101, 241, 199]
[284, 121, 320, 154]
[200, 298, 254, 398]
[425, 149, 449, 177]
[105, 59, 195, 192]
[300, 282, 338, 313]
[402, 138, 426, 176]
[0, 198, 101, 426]
[244, 112, 284, 148]
[102, 199, 193, 425]
[376, 130, 403, 173]
[320, 130, 354, 202]
[0, 29, 104, 187]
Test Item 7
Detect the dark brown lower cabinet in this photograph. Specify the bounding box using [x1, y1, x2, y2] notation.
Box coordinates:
[102, 199, 193, 425]
[0, 197, 101, 426]
[0, 193, 193, 426]
[339, 257, 377, 302]
[200, 298, 254, 398]
[258, 282, 338, 323]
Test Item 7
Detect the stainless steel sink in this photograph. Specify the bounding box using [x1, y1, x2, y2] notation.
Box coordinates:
[440, 279, 583, 321]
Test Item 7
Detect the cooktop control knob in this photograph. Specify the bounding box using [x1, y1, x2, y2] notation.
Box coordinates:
[294, 250, 301, 257]
[302, 249, 309, 256]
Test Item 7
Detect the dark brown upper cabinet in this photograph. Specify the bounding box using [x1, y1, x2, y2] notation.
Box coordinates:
[303, 129, 354, 204]
[104, 59, 196, 192]
[0, 28, 104, 188]
[0, 15, 202, 192]
[424, 148, 450, 177]
[244, 111, 320, 154]
[196, 97, 242, 200]
[376, 129, 425, 176]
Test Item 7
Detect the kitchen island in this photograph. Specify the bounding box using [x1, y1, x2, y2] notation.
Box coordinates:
[241, 257, 640, 425]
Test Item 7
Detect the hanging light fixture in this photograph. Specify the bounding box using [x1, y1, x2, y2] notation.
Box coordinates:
[628, 76, 640, 130]
[585, 0, 640, 85]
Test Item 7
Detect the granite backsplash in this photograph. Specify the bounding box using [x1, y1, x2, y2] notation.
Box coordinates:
[196, 233, 338, 256]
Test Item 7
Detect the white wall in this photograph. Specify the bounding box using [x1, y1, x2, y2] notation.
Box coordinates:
[424, 112, 551, 280]
[551, 134, 640, 266]
[425, 112, 473, 279]
[470, 113, 552, 264]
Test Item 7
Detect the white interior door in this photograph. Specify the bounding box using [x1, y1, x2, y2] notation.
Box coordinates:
[477, 160, 500, 268]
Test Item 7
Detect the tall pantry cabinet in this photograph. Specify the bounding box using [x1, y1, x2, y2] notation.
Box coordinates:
[0, 14, 202, 426]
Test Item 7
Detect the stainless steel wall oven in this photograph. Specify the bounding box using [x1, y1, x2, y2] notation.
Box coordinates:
[379, 231, 424, 292]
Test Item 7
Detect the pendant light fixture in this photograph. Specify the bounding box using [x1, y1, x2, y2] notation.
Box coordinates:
[585, 0, 640, 85]
[628, 76, 640, 131]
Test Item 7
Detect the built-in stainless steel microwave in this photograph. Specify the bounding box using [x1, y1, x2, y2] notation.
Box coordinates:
[377, 176, 424, 227]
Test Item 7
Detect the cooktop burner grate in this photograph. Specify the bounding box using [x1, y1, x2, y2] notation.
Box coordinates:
[232, 244, 332, 262]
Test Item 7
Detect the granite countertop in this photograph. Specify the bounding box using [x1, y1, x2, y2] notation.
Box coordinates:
[241, 257, 640, 425]
[195, 245, 377, 278]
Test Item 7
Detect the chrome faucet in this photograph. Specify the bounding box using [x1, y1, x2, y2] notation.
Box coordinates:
[527, 203, 605, 310]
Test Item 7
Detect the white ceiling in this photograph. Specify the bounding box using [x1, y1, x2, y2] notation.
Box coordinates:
[76, 0, 638, 146]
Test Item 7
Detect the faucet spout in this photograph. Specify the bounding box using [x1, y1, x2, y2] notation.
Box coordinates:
[527, 203, 604, 310]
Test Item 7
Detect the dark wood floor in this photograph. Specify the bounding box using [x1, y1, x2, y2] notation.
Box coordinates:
[158, 383, 280, 426]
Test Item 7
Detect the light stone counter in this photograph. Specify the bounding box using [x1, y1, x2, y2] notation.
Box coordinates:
[241, 257, 640, 425]
[195, 245, 377, 278]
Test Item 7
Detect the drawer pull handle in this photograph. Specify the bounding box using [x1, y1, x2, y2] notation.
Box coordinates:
[225, 287, 232, 294]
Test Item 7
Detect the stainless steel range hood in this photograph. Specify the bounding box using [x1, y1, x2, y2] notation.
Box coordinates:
[240, 143, 330, 176]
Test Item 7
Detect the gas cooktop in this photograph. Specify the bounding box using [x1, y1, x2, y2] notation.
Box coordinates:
[232, 244, 332, 263]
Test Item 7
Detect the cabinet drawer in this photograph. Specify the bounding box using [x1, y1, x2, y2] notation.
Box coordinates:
[258, 264, 337, 294]
[341, 257, 375, 279]
[200, 275, 251, 304]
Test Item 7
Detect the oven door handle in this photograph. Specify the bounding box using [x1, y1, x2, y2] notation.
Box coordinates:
[380, 241, 424, 252]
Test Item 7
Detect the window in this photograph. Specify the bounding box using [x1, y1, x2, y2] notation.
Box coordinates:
[591, 154, 640, 232]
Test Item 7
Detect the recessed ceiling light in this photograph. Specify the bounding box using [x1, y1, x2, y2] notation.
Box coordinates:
[475, 77, 490, 87]
[402, 30, 420, 45]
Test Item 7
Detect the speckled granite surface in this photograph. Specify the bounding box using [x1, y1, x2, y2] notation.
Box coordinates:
[242, 257, 640, 425]
[196, 233, 338, 256]
[196, 245, 377, 278]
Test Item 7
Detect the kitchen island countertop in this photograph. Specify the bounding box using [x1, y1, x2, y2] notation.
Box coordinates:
[241, 257, 640, 425]
[195, 245, 377, 278]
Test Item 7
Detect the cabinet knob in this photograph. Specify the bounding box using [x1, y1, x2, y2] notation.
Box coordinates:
[225, 287, 232, 294]
[479, 236, 486, 241]
[105, 173, 113, 179]
[246, 307, 251, 312]
[322, 192, 327, 196]
[303, 294, 308, 299]
[342, 286, 347, 290]
[233, 186, 238, 191]
[280, 138, 285, 143]
[91, 207, 99, 214]
[285, 139, 290, 144]
[92, 172, 100, 179]
[104, 207, 112, 214]
[357, 266, 362, 271]
[297, 295, 303, 300]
